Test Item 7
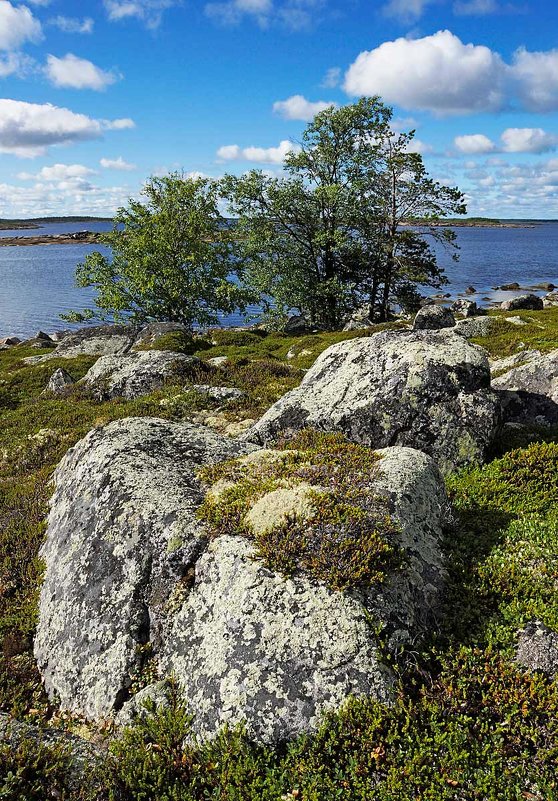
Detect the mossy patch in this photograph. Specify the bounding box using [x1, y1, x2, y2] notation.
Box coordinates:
[471, 305, 558, 358]
[198, 430, 400, 591]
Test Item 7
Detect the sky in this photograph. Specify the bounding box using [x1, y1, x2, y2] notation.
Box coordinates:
[1, 0, 558, 218]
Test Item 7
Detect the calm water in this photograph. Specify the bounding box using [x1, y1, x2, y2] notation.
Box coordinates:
[1, 221, 557, 339]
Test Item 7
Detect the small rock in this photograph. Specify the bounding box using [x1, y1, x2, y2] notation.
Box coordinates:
[505, 316, 528, 326]
[224, 418, 257, 437]
[465, 286, 477, 294]
[498, 282, 521, 291]
[500, 294, 543, 311]
[413, 305, 455, 330]
[451, 299, 478, 318]
[35, 331, 52, 341]
[516, 620, 558, 676]
[543, 292, 558, 308]
[192, 385, 245, 402]
[0, 336, 21, 346]
[283, 314, 311, 334]
[207, 356, 229, 368]
[43, 367, 75, 395]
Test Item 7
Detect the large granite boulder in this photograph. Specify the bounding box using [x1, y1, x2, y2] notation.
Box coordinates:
[161, 445, 448, 743]
[500, 294, 543, 311]
[413, 305, 455, 330]
[80, 350, 201, 400]
[34, 418, 256, 720]
[492, 349, 558, 425]
[244, 329, 500, 474]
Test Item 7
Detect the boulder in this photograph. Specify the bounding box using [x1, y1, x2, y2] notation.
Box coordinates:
[43, 367, 75, 395]
[24, 324, 139, 364]
[133, 321, 190, 349]
[465, 286, 477, 295]
[343, 305, 374, 332]
[451, 299, 478, 318]
[490, 350, 541, 377]
[244, 329, 499, 474]
[0, 336, 21, 346]
[413, 305, 455, 330]
[454, 316, 498, 338]
[161, 445, 448, 744]
[80, 350, 201, 400]
[497, 282, 521, 291]
[500, 294, 543, 311]
[34, 418, 256, 720]
[543, 292, 558, 308]
[283, 314, 311, 334]
[492, 349, 558, 425]
[192, 384, 245, 403]
[516, 621, 558, 676]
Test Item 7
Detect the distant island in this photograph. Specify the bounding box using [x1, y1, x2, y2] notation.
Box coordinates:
[0, 216, 113, 231]
[402, 217, 540, 228]
[0, 230, 103, 246]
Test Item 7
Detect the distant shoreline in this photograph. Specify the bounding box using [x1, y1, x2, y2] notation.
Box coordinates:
[0, 231, 103, 246]
[0, 217, 112, 232]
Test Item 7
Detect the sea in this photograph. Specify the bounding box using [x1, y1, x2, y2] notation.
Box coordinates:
[1, 220, 558, 339]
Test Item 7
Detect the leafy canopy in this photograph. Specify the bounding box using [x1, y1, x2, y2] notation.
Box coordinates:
[64, 173, 253, 330]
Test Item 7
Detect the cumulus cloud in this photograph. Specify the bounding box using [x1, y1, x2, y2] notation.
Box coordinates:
[0, 51, 35, 78]
[273, 94, 336, 121]
[455, 128, 558, 155]
[18, 163, 96, 181]
[0, 0, 42, 51]
[45, 54, 119, 91]
[104, 0, 178, 29]
[100, 156, 137, 170]
[512, 47, 558, 112]
[50, 16, 95, 34]
[0, 99, 131, 158]
[454, 134, 496, 154]
[104, 117, 136, 130]
[344, 30, 506, 115]
[217, 139, 300, 163]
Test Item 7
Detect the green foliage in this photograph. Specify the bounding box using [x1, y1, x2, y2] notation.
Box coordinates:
[135, 331, 205, 355]
[199, 430, 400, 591]
[64, 174, 254, 329]
[0, 735, 77, 801]
[223, 98, 465, 328]
[471, 306, 558, 358]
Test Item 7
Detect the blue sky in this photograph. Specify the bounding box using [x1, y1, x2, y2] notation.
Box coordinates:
[1, 0, 558, 217]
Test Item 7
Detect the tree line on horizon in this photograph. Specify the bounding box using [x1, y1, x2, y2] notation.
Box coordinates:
[65, 96, 466, 332]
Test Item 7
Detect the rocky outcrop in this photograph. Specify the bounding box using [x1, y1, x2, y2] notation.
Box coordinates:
[500, 294, 543, 311]
[244, 329, 500, 474]
[413, 305, 455, 330]
[35, 415, 448, 744]
[34, 418, 256, 720]
[516, 621, 558, 676]
[161, 445, 448, 743]
[454, 316, 498, 338]
[490, 350, 541, 376]
[80, 350, 201, 400]
[492, 349, 558, 425]
[43, 367, 75, 395]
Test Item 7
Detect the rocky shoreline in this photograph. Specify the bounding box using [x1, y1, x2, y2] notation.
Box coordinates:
[0, 230, 102, 246]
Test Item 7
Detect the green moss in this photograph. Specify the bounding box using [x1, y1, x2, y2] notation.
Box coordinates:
[135, 331, 208, 355]
[198, 431, 400, 591]
[470, 306, 558, 358]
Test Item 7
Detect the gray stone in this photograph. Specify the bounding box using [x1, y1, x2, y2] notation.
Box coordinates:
[133, 321, 190, 348]
[516, 621, 558, 676]
[500, 294, 543, 311]
[543, 292, 558, 308]
[80, 350, 200, 400]
[490, 350, 541, 377]
[454, 316, 498, 338]
[34, 417, 256, 720]
[24, 324, 139, 364]
[413, 305, 455, 330]
[492, 349, 558, 425]
[116, 680, 171, 727]
[0, 336, 21, 346]
[244, 329, 499, 474]
[192, 384, 245, 402]
[162, 445, 448, 744]
[283, 314, 311, 334]
[451, 298, 478, 318]
[43, 367, 75, 395]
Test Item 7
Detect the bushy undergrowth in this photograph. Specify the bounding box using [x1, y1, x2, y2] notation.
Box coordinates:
[2, 311, 558, 798]
[198, 430, 400, 591]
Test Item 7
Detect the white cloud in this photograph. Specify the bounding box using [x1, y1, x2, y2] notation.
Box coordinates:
[0, 99, 131, 158]
[217, 139, 300, 163]
[50, 16, 94, 34]
[344, 31, 506, 115]
[104, 0, 178, 29]
[0, 0, 42, 51]
[500, 127, 558, 154]
[100, 156, 137, 171]
[45, 54, 119, 91]
[382, 0, 435, 23]
[405, 137, 433, 155]
[454, 134, 496, 154]
[512, 47, 558, 112]
[104, 117, 135, 130]
[0, 51, 35, 78]
[321, 66, 340, 88]
[273, 94, 336, 121]
[18, 163, 96, 181]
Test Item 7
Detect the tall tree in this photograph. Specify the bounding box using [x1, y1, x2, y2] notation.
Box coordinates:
[224, 98, 466, 328]
[64, 173, 253, 330]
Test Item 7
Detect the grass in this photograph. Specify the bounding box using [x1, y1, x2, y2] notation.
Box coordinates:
[2, 309, 558, 798]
